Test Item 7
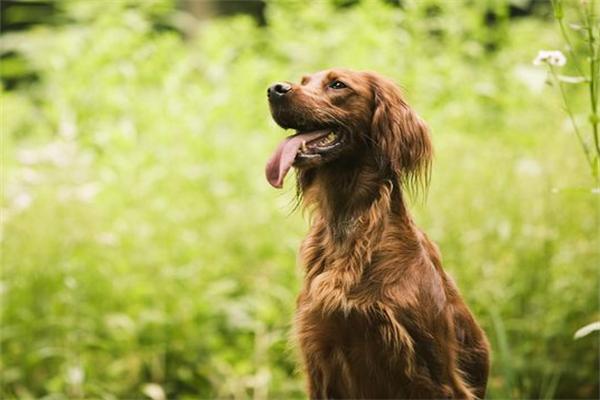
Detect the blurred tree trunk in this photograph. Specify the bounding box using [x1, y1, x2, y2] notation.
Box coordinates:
[179, 0, 265, 25]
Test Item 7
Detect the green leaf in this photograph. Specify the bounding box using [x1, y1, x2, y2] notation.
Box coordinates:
[553, 0, 564, 20]
[574, 321, 600, 339]
[568, 23, 583, 31]
[557, 74, 588, 84]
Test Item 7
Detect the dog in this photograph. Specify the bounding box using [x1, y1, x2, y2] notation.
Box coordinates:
[265, 69, 490, 399]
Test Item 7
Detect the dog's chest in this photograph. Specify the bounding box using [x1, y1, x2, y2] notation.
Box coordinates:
[296, 305, 383, 367]
[295, 303, 414, 397]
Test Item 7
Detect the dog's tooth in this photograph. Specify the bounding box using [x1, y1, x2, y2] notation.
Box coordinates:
[328, 132, 336, 141]
[301, 140, 307, 152]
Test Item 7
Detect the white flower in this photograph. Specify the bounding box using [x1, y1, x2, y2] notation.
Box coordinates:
[533, 50, 566, 67]
[12, 192, 32, 211]
[515, 158, 542, 177]
[66, 365, 84, 385]
[142, 383, 166, 400]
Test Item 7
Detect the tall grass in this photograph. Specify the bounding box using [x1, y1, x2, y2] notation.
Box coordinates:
[542, 0, 600, 180]
[1, 1, 598, 398]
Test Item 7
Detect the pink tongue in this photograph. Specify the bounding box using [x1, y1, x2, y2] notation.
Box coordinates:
[265, 130, 329, 188]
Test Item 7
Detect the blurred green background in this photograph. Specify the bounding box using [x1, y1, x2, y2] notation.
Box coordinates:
[1, 0, 598, 398]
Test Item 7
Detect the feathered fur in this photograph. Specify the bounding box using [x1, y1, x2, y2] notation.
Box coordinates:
[268, 69, 490, 399]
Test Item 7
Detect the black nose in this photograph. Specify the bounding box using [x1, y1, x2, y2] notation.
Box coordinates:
[267, 82, 291, 99]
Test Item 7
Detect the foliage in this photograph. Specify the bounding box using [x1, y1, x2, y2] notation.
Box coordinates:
[536, 0, 600, 180]
[1, 0, 598, 398]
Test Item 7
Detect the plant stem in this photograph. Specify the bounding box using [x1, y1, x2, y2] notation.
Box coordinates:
[585, 0, 600, 157]
[550, 65, 597, 178]
[552, 0, 587, 79]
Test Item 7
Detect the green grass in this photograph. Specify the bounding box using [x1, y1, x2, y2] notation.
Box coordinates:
[1, 1, 598, 398]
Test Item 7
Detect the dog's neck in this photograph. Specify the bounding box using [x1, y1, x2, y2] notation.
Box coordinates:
[298, 158, 424, 313]
[299, 157, 413, 242]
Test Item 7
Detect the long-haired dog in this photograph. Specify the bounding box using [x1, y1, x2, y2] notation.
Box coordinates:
[265, 69, 490, 399]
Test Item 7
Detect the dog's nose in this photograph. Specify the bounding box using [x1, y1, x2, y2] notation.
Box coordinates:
[267, 82, 291, 99]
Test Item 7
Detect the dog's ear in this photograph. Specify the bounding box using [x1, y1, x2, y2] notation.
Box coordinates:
[368, 74, 433, 194]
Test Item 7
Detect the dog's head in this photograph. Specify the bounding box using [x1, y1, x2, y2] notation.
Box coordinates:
[265, 68, 432, 191]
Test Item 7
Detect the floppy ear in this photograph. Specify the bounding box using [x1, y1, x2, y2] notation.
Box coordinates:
[369, 74, 433, 193]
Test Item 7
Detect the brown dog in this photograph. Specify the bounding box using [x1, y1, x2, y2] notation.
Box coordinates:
[265, 69, 490, 399]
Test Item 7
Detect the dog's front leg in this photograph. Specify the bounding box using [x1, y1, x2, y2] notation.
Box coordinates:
[304, 358, 330, 399]
[306, 368, 325, 399]
[304, 355, 342, 399]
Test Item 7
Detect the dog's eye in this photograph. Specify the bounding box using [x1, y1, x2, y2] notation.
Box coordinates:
[329, 80, 347, 89]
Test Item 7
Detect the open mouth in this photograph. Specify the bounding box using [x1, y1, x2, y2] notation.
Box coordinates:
[295, 130, 343, 161]
[265, 128, 344, 188]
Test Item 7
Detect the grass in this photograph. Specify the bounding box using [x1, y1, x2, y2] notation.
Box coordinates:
[1, 0, 598, 398]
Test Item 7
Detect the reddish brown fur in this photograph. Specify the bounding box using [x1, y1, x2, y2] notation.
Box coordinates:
[268, 69, 490, 399]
